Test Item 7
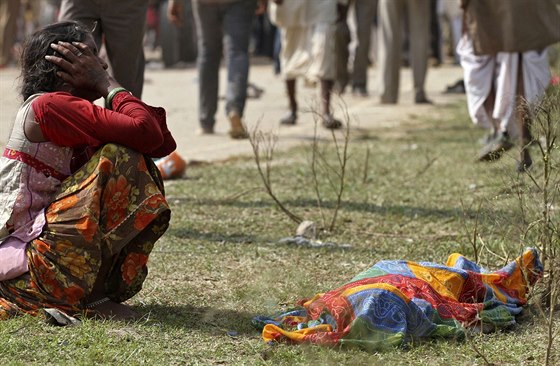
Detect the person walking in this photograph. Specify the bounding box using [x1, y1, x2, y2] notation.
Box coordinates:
[335, 0, 377, 97]
[168, 0, 260, 139]
[58, 0, 150, 98]
[459, 0, 559, 170]
[458, 35, 551, 166]
[269, 0, 348, 129]
[377, 0, 432, 104]
[349, 0, 377, 96]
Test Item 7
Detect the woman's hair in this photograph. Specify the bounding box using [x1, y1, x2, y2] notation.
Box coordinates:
[20, 21, 91, 101]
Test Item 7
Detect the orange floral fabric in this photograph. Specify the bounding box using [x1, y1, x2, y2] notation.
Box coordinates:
[0, 144, 170, 319]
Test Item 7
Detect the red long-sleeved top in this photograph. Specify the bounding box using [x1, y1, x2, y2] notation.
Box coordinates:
[32, 91, 176, 160]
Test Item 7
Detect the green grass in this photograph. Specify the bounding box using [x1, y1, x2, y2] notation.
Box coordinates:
[1, 101, 559, 365]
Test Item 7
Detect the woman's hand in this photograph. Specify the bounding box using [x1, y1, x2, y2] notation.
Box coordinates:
[45, 41, 113, 97]
[255, 0, 267, 15]
[167, 0, 184, 27]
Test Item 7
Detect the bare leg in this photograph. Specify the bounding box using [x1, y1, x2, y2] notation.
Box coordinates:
[286, 79, 297, 114]
[320, 79, 342, 129]
[320, 79, 333, 116]
[280, 79, 298, 125]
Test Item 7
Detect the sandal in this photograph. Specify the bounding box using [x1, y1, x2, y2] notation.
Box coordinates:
[322, 114, 342, 130]
[280, 112, 297, 125]
[478, 132, 514, 162]
[228, 111, 248, 139]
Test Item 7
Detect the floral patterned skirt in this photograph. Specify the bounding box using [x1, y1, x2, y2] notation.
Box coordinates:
[0, 144, 171, 319]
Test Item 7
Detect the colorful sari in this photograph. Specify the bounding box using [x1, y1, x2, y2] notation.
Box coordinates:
[254, 249, 542, 351]
[0, 144, 170, 319]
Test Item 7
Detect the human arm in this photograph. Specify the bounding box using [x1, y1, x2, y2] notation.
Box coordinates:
[33, 41, 176, 157]
[32, 92, 176, 158]
[167, 0, 185, 27]
[256, 0, 267, 15]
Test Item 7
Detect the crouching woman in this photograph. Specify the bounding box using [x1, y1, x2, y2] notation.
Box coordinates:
[0, 21, 176, 320]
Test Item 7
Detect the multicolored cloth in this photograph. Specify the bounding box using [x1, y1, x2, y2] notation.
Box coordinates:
[254, 249, 542, 351]
[0, 144, 170, 319]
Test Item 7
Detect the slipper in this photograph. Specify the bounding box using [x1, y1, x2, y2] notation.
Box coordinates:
[478, 132, 514, 161]
[228, 111, 248, 139]
[280, 112, 297, 125]
[43, 308, 81, 326]
[322, 115, 342, 130]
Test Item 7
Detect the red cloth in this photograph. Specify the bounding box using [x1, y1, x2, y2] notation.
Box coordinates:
[32, 91, 176, 159]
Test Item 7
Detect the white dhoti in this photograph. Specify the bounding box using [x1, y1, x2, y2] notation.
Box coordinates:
[457, 34, 551, 137]
[269, 0, 339, 82]
[280, 23, 336, 81]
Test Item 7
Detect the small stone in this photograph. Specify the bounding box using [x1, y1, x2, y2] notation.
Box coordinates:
[226, 330, 239, 338]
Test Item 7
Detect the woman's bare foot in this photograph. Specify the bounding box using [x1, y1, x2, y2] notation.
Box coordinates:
[90, 301, 138, 320]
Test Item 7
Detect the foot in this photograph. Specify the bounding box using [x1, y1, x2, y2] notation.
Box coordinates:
[429, 57, 442, 67]
[415, 91, 433, 104]
[322, 114, 342, 130]
[228, 111, 248, 139]
[280, 112, 297, 125]
[379, 96, 397, 104]
[443, 79, 465, 94]
[196, 127, 214, 135]
[247, 83, 264, 99]
[90, 301, 138, 321]
[478, 132, 514, 161]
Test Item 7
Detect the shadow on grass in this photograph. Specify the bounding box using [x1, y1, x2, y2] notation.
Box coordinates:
[173, 197, 506, 223]
[165, 227, 258, 243]
[139, 304, 259, 335]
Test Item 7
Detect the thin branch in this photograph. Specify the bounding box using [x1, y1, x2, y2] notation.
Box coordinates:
[247, 121, 302, 224]
[310, 117, 327, 227]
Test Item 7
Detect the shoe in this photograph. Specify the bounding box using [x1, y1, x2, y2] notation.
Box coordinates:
[280, 112, 297, 125]
[443, 79, 465, 94]
[415, 96, 433, 104]
[228, 111, 248, 139]
[322, 114, 342, 130]
[415, 91, 433, 104]
[352, 86, 368, 97]
[247, 83, 264, 99]
[478, 132, 514, 161]
[155, 151, 187, 180]
[380, 96, 397, 104]
[196, 127, 214, 135]
[429, 57, 442, 67]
